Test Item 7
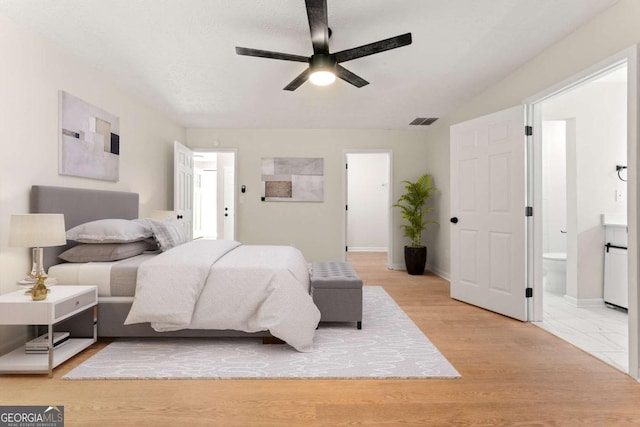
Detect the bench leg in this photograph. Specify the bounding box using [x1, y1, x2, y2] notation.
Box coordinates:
[357, 321, 362, 330]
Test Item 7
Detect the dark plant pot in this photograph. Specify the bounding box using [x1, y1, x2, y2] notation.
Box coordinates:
[404, 246, 427, 275]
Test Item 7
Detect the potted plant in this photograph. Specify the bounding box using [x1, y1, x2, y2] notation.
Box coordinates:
[393, 174, 438, 275]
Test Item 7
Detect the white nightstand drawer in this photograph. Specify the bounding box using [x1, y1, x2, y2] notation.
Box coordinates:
[55, 289, 96, 319]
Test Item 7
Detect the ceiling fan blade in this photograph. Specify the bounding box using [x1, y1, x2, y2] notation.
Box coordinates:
[235, 47, 309, 63]
[333, 33, 412, 63]
[335, 65, 369, 88]
[284, 68, 311, 91]
[305, 0, 329, 54]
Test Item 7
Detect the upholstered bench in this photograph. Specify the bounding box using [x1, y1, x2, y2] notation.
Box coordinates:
[310, 261, 363, 329]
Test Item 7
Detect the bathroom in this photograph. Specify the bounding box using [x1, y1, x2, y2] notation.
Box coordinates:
[536, 65, 629, 372]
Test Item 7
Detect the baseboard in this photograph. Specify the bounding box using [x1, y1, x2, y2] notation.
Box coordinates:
[563, 295, 605, 308]
[389, 263, 451, 281]
[427, 264, 451, 281]
[390, 263, 405, 271]
[348, 247, 388, 252]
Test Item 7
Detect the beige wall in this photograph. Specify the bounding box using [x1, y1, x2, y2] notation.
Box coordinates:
[424, 0, 640, 277]
[0, 14, 185, 352]
[186, 129, 434, 267]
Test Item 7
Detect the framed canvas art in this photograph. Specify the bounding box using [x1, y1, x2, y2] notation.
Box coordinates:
[261, 157, 324, 202]
[59, 91, 120, 181]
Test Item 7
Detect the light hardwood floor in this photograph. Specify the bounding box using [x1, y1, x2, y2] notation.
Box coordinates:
[1, 252, 640, 426]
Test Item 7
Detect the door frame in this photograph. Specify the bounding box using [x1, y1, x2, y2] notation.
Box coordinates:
[192, 148, 238, 241]
[524, 45, 639, 380]
[342, 149, 393, 269]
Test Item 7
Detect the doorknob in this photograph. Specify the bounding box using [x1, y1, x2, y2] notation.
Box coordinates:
[450, 217, 458, 224]
[225, 214, 228, 217]
[177, 214, 183, 220]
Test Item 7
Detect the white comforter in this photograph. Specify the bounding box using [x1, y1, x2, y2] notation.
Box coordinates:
[124, 240, 321, 352]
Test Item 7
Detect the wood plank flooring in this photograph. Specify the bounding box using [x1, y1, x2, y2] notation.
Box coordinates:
[1, 252, 639, 426]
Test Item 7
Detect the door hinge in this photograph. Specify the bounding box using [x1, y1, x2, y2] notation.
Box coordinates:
[526, 288, 533, 298]
[345, 163, 348, 170]
[525, 206, 533, 217]
[346, 205, 348, 211]
[345, 246, 348, 252]
[525, 125, 533, 136]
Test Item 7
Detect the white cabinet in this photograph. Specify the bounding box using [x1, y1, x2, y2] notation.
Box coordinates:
[0, 286, 97, 377]
[602, 214, 627, 310]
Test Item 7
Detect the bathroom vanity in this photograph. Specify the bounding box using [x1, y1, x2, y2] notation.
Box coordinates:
[602, 213, 628, 310]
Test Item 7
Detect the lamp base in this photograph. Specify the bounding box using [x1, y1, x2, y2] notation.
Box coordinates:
[30, 276, 48, 301]
[28, 247, 47, 280]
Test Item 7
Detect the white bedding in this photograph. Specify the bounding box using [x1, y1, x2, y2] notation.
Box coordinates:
[48, 254, 154, 297]
[48, 260, 118, 296]
[125, 240, 321, 352]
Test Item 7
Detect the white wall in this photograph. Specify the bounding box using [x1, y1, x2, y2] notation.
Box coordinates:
[186, 129, 432, 265]
[424, 0, 640, 278]
[542, 79, 627, 300]
[347, 153, 389, 251]
[542, 121, 568, 254]
[0, 14, 185, 352]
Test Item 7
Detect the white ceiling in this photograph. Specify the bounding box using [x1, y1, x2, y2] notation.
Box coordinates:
[0, 0, 618, 129]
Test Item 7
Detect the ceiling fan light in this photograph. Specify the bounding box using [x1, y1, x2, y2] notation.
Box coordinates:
[309, 70, 336, 86]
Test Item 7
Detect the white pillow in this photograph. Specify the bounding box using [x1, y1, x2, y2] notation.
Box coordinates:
[66, 219, 153, 243]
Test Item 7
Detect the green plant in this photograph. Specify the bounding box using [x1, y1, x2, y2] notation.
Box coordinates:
[393, 173, 438, 247]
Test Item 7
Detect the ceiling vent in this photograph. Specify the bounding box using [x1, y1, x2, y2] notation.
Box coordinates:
[409, 117, 438, 126]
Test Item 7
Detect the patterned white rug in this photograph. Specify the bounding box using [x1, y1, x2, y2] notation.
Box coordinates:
[63, 286, 460, 379]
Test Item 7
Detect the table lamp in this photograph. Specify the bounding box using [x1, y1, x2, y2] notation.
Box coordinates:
[9, 214, 66, 300]
[150, 210, 176, 220]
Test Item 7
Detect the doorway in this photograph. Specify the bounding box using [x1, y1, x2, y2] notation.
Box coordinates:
[533, 64, 629, 372]
[344, 150, 392, 269]
[193, 150, 236, 241]
[449, 46, 639, 379]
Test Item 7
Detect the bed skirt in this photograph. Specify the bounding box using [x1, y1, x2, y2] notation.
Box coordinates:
[56, 300, 271, 339]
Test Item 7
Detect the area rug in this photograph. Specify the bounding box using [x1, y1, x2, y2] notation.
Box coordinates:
[63, 286, 460, 379]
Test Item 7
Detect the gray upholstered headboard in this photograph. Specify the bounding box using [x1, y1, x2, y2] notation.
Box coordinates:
[30, 185, 139, 269]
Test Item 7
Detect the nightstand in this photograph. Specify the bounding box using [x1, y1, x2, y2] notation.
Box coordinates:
[0, 285, 97, 377]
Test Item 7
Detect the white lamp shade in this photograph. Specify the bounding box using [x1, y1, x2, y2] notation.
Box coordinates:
[9, 214, 67, 248]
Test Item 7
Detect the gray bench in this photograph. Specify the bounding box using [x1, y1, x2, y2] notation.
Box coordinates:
[311, 261, 363, 329]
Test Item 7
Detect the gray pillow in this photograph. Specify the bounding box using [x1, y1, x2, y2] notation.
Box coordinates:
[59, 240, 158, 263]
[66, 219, 152, 243]
[148, 219, 188, 251]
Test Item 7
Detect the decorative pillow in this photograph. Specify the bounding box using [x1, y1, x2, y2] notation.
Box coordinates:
[58, 240, 158, 263]
[148, 218, 188, 252]
[66, 219, 153, 243]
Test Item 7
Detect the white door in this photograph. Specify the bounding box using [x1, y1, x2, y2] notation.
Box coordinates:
[193, 167, 204, 239]
[450, 105, 527, 321]
[174, 141, 194, 240]
[222, 166, 235, 240]
[346, 153, 390, 252]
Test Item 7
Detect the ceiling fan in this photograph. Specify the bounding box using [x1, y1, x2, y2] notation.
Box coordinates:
[235, 0, 412, 91]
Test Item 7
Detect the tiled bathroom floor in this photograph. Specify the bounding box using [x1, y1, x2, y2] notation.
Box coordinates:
[533, 290, 628, 373]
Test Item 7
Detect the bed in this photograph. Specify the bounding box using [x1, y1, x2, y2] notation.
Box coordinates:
[32, 185, 320, 352]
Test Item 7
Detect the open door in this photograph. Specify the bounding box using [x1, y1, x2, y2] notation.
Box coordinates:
[222, 165, 235, 240]
[450, 106, 528, 321]
[174, 141, 194, 240]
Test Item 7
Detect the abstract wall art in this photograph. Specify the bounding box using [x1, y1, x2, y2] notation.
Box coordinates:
[261, 157, 324, 202]
[59, 91, 120, 181]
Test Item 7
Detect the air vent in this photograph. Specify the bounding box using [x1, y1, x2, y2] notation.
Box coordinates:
[409, 117, 438, 126]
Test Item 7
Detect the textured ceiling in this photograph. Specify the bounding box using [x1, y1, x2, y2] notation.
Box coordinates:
[0, 0, 618, 129]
